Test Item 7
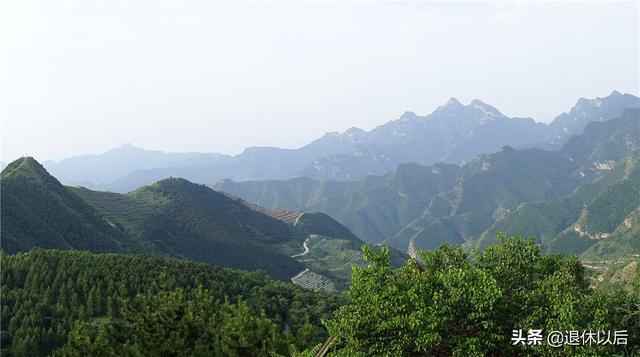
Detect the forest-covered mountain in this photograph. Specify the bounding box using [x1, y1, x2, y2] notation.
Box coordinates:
[41, 91, 639, 192]
[480, 149, 640, 260]
[1, 157, 380, 287]
[218, 108, 640, 261]
[1, 157, 145, 254]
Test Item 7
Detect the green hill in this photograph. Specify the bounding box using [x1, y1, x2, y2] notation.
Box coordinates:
[1, 157, 380, 286]
[386, 146, 581, 251]
[72, 177, 305, 280]
[216, 162, 462, 244]
[571, 151, 640, 261]
[0, 157, 144, 254]
[470, 112, 640, 257]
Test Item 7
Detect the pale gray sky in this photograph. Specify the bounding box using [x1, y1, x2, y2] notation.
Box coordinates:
[1, 1, 639, 162]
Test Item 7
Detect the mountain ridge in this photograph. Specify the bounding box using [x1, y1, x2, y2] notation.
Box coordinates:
[37, 91, 639, 192]
[1, 158, 374, 286]
[218, 108, 640, 260]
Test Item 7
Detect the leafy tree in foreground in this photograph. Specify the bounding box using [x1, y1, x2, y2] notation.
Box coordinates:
[324, 234, 640, 356]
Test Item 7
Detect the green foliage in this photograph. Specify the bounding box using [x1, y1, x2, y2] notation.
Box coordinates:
[0, 157, 144, 254]
[582, 154, 640, 234]
[1, 159, 306, 280]
[324, 235, 640, 356]
[1, 249, 344, 356]
[217, 163, 462, 244]
[74, 177, 306, 280]
[55, 284, 284, 356]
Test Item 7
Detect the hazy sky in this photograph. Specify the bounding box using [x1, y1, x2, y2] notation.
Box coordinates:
[1, 1, 638, 162]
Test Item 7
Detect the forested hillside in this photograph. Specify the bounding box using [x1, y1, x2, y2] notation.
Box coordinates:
[72, 177, 305, 280]
[0, 157, 388, 288]
[216, 162, 462, 244]
[4, 236, 638, 356]
[0, 158, 145, 254]
[479, 112, 640, 261]
[219, 109, 640, 260]
[0, 249, 343, 356]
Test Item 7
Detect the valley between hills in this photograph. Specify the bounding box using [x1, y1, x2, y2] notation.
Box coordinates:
[2, 91, 640, 355]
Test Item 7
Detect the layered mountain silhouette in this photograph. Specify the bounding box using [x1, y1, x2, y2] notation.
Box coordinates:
[1, 158, 370, 284]
[41, 91, 639, 192]
[218, 108, 640, 261]
[3, 91, 639, 290]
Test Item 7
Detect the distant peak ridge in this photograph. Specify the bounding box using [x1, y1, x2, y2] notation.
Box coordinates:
[445, 97, 463, 106]
[36, 90, 639, 191]
[434, 97, 503, 116]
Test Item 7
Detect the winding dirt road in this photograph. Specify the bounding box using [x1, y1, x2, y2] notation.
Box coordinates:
[291, 236, 311, 258]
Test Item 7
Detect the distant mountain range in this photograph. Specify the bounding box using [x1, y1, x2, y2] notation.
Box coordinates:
[217, 108, 640, 261]
[41, 90, 639, 192]
[3, 90, 639, 290]
[1, 157, 392, 289]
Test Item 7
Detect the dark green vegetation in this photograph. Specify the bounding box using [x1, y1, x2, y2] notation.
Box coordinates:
[5, 237, 638, 356]
[0, 157, 371, 285]
[0, 249, 344, 356]
[0, 158, 144, 254]
[219, 109, 640, 262]
[324, 235, 640, 356]
[72, 177, 306, 280]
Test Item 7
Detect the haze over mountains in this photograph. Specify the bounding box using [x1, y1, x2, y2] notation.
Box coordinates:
[4, 89, 638, 272]
[5, 103, 638, 357]
[219, 107, 640, 261]
[41, 91, 639, 193]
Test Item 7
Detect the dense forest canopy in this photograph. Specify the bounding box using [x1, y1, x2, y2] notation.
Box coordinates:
[2, 235, 639, 355]
[0, 249, 343, 356]
[324, 235, 640, 356]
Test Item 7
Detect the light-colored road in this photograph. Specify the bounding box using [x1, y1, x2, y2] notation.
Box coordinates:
[291, 236, 311, 258]
[290, 235, 313, 282]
